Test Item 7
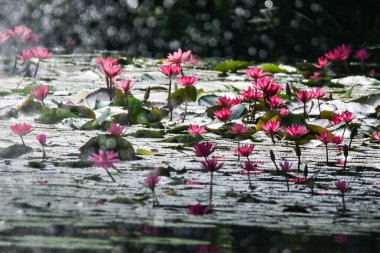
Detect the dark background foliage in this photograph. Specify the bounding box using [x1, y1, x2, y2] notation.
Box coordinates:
[0, 0, 379, 61]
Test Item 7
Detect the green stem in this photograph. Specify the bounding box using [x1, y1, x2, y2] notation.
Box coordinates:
[33, 60, 40, 78]
[342, 193, 346, 210]
[286, 176, 289, 192]
[209, 171, 214, 210]
[20, 136, 26, 148]
[106, 169, 116, 182]
[247, 171, 252, 191]
[325, 143, 329, 164]
[181, 94, 188, 123]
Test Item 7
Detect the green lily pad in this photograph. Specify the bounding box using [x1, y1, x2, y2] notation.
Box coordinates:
[135, 149, 153, 155]
[79, 134, 137, 161]
[70, 105, 96, 119]
[198, 94, 219, 107]
[259, 63, 288, 74]
[212, 60, 251, 73]
[36, 108, 78, 124]
[0, 144, 33, 158]
[162, 134, 203, 144]
[166, 125, 189, 134]
[171, 86, 198, 103]
[129, 130, 165, 138]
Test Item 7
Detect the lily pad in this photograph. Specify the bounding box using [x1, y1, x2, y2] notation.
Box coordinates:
[0, 144, 33, 158]
[212, 60, 251, 73]
[36, 108, 78, 124]
[259, 63, 288, 74]
[79, 134, 137, 161]
[129, 130, 165, 138]
[162, 134, 203, 144]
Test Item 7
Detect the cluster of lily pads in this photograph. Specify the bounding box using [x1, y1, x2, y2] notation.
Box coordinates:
[3, 27, 380, 214]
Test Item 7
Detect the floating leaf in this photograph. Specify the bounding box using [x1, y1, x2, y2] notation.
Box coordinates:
[135, 149, 153, 155]
[171, 86, 198, 103]
[0, 144, 33, 158]
[166, 125, 189, 134]
[198, 94, 219, 107]
[16, 96, 43, 113]
[129, 130, 165, 138]
[259, 63, 288, 74]
[212, 60, 251, 73]
[79, 134, 137, 161]
[229, 104, 247, 120]
[70, 105, 96, 119]
[162, 134, 203, 144]
[36, 108, 78, 124]
[320, 110, 335, 120]
[53, 160, 93, 168]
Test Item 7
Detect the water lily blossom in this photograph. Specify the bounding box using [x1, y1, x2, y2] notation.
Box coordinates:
[144, 174, 160, 206]
[245, 67, 269, 79]
[235, 144, 255, 158]
[312, 56, 330, 69]
[336, 179, 350, 210]
[176, 75, 198, 87]
[89, 150, 120, 182]
[214, 108, 231, 123]
[354, 49, 370, 61]
[30, 85, 49, 104]
[107, 123, 125, 136]
[165, 48, 192, 66]
[116, 79, 134, 94]
[97, 57, 123, 92]
[261, 119, 281, 144]
[193, 142, 216, 158]
[200, 157, 224, 209]
[11, 123, 33, 147]
[36, 133, 47, 160]
[280, 160, 292, 191]
[240, 160, 258, 190]
[188, 124, 206, 135]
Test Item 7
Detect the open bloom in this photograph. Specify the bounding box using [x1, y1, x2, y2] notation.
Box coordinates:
[284, 124, 309, 139]
[30, 85, 49, 102]
[309, 72, 323, 80]
[261, 119, 281, 134]
[331, 135, 344, 145]
[116, 79, 134, 93]
[107, 123, 125, 136]
[201, 158, 224, 172]
[296, 90, 314, 104]
[354, 49, 370, 61]
[240, 87, 263, 101]
[188, 124, 206, 135]
[336, 180, 350, 193]
[165, 48, 192, 65]
[214, 108, 231, 123]
[316, 130, 331, 144]
[339, 111, 356, 124]
[188, 203, 209, 215]
[144, 174, 159, 190]
[89, 150, 120, 170]
[253, 77, 274, 91]
[245, 67, 269, 79]
[176, 75, 199, 87]
[36, 133, 47, 146]
[279, 160, 292, 172]
[325, 44, 352, 62]
[235, 144, 255, 157]
[160, 65, 182, 77]
[312, 56, 330, 69]
[193, 142, 216, 157]
[11, 123, 33, 137]
[17, 49, 34, 62]
[231, 123, 248, 135]
[31, 47, 52, 59]
[6, 25, 38, 43]
[268, 96, 283, 109]
[97, 57, 123, 78]
[216, 96, 242, 107]
[240, 160, 258, 171]
[312, 88, 326, 99]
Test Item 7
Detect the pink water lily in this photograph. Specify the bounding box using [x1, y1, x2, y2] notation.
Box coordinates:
[216, 96, 242, 107]
[160, 65, 182, 77]
[188, 124, 206, 135]
[230, 123, 248, 135]
[193, 142, 216, 158]
[325, 44, 352, 62]
[107, 123, 125, 136]
[0, 32, 9, 44]
[240, 160, 258, 190]
[336, 179, 350, 210]
[116, 79, 134, 94]
[354, 49, 370, 61]
[235, 144, 255, 158]
[261, 119, 281, 144]
[245, 67, 269, 79]
[373, 131, 380, 141]
[36, 133, 47, 160]
[201, 158, 224, 172]
[89, 150, 120, 182]
[240, 87, 263, 102]
[280, 160, 292, 191]
[165, 48, 192, 66]
[31, 47, 52, 59]
[214, 108, 231, 123]
[312, 56, 330, 69]
[144, 174, 160, 206]
[176, 75, 198, 87]
[30, 85, 49, 103]
[268, 96, 283, 110]
[17, 49, 34, 62]
[284, 124, 309, 140]
[11, 123, 33, 147]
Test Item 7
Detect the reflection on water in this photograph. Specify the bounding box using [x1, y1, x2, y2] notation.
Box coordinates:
[0, 223, 378, 253]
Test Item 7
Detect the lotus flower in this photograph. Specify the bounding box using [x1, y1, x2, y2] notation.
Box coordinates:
[107, 123, 125, 136]
[160, 65, 182, 77]
[165, 48, 192, 66]
[261, 119, 281, 144]
[116, 79, 134, 94]
[354, 49, 370, 61]
[214, 108, 231, 123]
[176, 75, 198, 87]
[230, 123, 248, 135]
[279, 160, 292, 191]
[200, 157, 224, 209]
[144, 174, 160, 206]
[235, 144, 255, 158]
[216, 96, 242, 107]
[245, 67, 269, 79]
[0, 32, 9, 44]
[240, 160, 258, 190]
[188, 203, 209, 215]
[284, 124, 309, 140]
[193, 142, 216, 158]
[335, 179, 350, 210]
[30, 85, 49, 104]
[325, 44, 352, 62]
[312, 56, 330, 69]
[36, 133, 47, 160]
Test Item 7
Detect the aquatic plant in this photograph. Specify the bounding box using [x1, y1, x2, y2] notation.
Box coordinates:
[144, 174, 160, 207]
[36, 133, 47, 161]
[336, 179, 350, 210]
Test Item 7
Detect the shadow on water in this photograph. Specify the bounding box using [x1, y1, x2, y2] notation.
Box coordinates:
[0, 223, 378, 253]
